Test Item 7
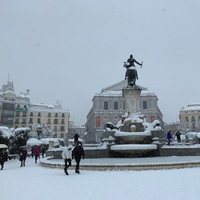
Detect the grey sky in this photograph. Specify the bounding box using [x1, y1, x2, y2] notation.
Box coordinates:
[0, 0, 200, 125]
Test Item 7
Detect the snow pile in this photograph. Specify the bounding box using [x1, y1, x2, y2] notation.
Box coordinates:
[186, 132, 200, 139]
[26, 138, 43, 146]
[0, 126, 14, 139]
[124, 113, 144, 123]
[15, 127, 31, 135]
[40, 138, 64, 147]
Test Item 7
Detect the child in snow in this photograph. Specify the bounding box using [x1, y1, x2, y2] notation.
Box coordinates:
[62, 145, 73, 175]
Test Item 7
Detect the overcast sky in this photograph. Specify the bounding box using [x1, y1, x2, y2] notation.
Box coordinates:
[0, 0, 200, 125]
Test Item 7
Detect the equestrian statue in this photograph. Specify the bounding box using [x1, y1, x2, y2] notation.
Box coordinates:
[124, 54, 143, 87]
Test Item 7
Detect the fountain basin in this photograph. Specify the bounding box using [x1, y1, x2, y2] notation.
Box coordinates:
[110, 144, 158, 157]
[114, 130, 152, 144]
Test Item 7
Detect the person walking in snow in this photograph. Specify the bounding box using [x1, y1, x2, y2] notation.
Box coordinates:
[33, 145, 41, 163]
[175, 131, 181, 143]
[19, 147, 27, 167]
[74, 133, 80, 146]
[0, 149, 8, 170]
[62, 144, 73, 175]
[167, 131, 173, 146]
[72, 141, 84, 174]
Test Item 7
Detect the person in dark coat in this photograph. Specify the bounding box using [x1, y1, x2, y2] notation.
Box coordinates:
[72, 142, 84, 174]
[41, 145, 47, 158]
[19, 147, 27, 167]
[175, 131, 181, 143]
[33, 145, 41, 163]
[167, 131, 173, 146]
[0, 149, 8, 170]
[74, 133, 80, 146]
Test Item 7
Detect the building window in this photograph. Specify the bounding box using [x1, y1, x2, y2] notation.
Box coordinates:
[29, 118, 33, 124]
[38, 112, 41, 117]
[48, 113, 51, 117]
[37, 118, 41, 124]
[54, 126, 57, 132]
[185, 116, 189, 122]
[47, 119, 51, 124]
[22, 118, 26, 124]
[60, 126, 65, 131]
[15, 118, 19, 124]
[30, 112, 33, 117]
[192, 116, 196, 122]
[104, 102, 108, 110]
[150, 115, 155, 122]
[55, 113, 58, 118]
[24, 105, 27, 111]
[62, 113, 65, 118]
[96, 116, 100, 128]
[123, 102, 125, 110]
[54, 119, 58, 124]
[22, 112, 26, 117]
[114, 102, 118, 110]
[143, 101, 147, 109]
[16, 112, 20, 117]
[61, 119, 65, 124]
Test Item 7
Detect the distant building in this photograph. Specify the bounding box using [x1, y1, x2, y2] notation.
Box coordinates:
[179, 104, 200, 132]
[85, 80, 164, 143]
[0, 80, 70, 140]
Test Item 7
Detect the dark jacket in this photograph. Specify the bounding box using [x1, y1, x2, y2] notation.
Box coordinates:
[0, 150, 8, 163]
[19, 149, 27, 161]
[167, 131, 173, 140]
[72, 145, 84, 160]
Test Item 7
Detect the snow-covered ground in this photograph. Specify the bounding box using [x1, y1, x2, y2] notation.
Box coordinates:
[1, 157, 200, 200]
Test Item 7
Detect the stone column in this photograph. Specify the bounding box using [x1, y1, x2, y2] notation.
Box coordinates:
[122, 86, 142, 114]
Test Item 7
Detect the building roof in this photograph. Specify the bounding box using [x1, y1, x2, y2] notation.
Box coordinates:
[95, 80, 156, 97]
[180, 104, 200, 112]
[29, 103, 69, 113]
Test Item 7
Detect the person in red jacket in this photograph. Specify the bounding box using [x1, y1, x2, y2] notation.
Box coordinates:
[33, 145, 41, 163]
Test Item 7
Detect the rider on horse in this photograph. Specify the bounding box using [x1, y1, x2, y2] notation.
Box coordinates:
[124, 54, 143, 87]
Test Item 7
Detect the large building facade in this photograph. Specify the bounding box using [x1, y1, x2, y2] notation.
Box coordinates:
[85, 80, 164, 143]
[179, 104, 200, 132]
[0, 80, 70, 140]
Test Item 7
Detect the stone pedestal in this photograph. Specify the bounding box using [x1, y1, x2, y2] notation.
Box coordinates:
[122, 86, 142, 114]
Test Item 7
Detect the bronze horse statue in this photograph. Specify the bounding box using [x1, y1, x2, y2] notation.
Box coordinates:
[124, 62, 138, 87]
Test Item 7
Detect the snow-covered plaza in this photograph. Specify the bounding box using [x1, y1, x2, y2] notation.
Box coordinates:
[1, 157, 200, 200]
